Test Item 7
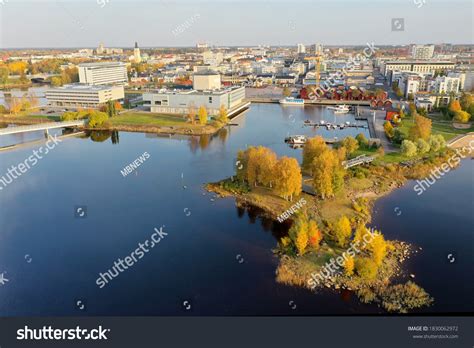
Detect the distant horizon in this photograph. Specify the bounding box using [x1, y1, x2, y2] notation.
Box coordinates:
[0, 0, 472, 48]
[1, 43, 473, 51]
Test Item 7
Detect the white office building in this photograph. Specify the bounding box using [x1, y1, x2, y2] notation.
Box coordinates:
[78, 62, 128, 86]
[143, 86, 247, 117]
[297, 44, 306, 54]
[428, 76, 461, 94]
[412, 45, 435, 60]
[46, 84, 124, 108]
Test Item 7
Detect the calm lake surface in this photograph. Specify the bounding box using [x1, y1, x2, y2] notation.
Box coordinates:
[0, 103, 472, 315]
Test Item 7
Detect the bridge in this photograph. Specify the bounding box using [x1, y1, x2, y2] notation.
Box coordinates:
[0, 120, 85, 136]
[342, 155, 376, 169]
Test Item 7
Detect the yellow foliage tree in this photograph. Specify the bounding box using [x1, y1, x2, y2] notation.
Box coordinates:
[274, 156, 302, 201]
[302, 136, 327, 171]
[7, 61, 27, 75]
[289, 215, 309, 255]
[198, 106, 207, 125]
[409, 115, 432, 141]
[8, 97, 22, 115]
[217, 104, 228, 124]
[332, 216, 352, 247]
[367, 231, 387, 266]
[344, 256, 355, 276]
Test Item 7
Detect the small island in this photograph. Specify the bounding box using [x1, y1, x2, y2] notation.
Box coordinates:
[207, 111, 473, 313]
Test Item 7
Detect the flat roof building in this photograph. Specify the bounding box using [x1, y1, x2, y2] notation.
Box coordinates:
[78, 62, 128, 86]
[143, 86, 248, 117]
[45, 83, 124, 108]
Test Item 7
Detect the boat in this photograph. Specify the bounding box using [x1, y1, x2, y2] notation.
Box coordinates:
[284, 135, 307, 144]
[320, 120, 326, 125]
[327, 104, 351, 114]
[279, 97, 305, 105]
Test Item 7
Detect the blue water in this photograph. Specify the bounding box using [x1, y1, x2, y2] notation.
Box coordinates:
[0, 103, 471, 315]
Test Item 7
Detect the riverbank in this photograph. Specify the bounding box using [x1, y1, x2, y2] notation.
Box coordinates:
[206, 150, 462, 313]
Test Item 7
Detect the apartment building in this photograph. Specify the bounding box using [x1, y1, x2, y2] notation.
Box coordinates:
[78, 62, 128, 85]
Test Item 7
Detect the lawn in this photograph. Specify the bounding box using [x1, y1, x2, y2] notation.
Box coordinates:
[110, 112, 189, 127]
[397, 115, 473, 141]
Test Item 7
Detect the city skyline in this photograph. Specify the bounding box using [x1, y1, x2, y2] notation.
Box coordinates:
[0, 0, 472, 48]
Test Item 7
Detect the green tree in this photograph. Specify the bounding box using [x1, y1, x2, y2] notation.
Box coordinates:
[88, 111, 109, 128]
[355, 257, 378, 281]
[289, 215, 309, 255]
[0, 66, 9, 85]
[416, 138, 430, 154]
[401, 140, 417, 157]
[355, 133, 369, 148]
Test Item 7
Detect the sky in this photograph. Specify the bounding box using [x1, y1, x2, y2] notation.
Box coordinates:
[0, 0, 472, 48]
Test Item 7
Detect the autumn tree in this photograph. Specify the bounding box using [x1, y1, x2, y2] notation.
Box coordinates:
[8, 97, 22, 115]
[307, 220, 323, 249]
[198, 106, 207, 125]
[459, 93, 472, 111]
[454, 110, 471, 123]
[258, 147, 278, 188]
[282, 86, 291, 97]
[367, 231, 388, 266]
[274, 156, 302, 201]
[343, 256, 355, 276]
[448, 99, 462, 114]
[0, 66, 9, 85]
[355, 257, 378, 280]
[341, 136, 359, 155]
[217, 104, 229, 124]
[355, 133, 369, 148]
[188, 103, 196, 124]
[384, 121, 394, 138]
[409, 115, 432, 141]
[289, 215, 309, 255]
[331, 215, 352, 247]
[302, 136, 327, 171]
[311, 148, 345, 199]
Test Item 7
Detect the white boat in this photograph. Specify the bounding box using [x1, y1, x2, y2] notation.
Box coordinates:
[327, 104, 351, 114]
[285, 135, 307, 144]
[279, 97, 305, 105]
[320, 120, 326, 125]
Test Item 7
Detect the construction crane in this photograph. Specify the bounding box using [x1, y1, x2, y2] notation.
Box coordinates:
[304, 54, 322, 87]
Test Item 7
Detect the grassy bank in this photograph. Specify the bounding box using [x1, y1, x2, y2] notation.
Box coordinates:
[107, 111, 222, 135]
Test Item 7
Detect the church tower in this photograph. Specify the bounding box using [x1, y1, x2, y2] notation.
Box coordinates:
[133, 42, 142, 63]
